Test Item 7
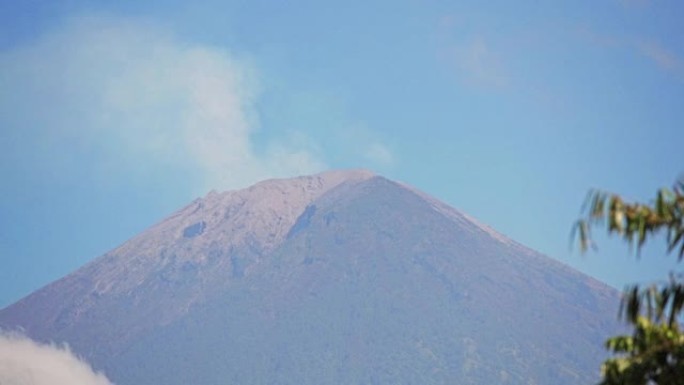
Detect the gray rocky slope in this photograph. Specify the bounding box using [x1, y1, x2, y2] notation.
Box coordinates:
[0, 170, 619, 384]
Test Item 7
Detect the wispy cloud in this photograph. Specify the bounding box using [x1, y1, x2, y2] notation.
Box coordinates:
[436, 12, 510, 89]
[0, 333, 114, 385]
[0, 15, 325, 193]
[576, 26, 683, 81]
[449, 36, 509, 88]
[364, 143, 394, 166]
[331, 122, 396, 168]
[636, 39, 681, 73]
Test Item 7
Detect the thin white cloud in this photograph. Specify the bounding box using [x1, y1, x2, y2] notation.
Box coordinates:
[331, 122, 396, 168]
[364, 143, 394, 166]
[448, 36, 509, 88]
[576, 26, 683, 81]
[0, 333, 114, 385]
[0, 15, 325, 193]
[636, 39, 681, 73]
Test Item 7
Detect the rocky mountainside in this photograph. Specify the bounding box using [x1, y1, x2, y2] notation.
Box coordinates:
[0, 170, 619, 384]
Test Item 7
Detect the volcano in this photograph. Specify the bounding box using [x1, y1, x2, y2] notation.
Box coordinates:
[0, 170, 619, 384]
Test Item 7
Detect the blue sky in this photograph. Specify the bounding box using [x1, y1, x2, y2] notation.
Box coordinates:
[0, 0, 682, 307]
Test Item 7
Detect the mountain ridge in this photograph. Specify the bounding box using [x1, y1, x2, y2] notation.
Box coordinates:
[0, 170, 620, 384]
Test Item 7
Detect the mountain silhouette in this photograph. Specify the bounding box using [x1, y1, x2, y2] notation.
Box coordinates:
[0, 170, 619, 384]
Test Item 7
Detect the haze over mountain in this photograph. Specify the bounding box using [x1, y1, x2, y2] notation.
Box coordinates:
[0, 170, 619, 384]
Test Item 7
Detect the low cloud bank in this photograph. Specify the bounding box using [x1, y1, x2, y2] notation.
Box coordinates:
[0, 333, 113, 385]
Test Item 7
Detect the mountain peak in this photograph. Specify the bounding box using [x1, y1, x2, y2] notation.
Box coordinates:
[194, 168, 377, 247]
[203, 168, 376, 199]
[244, 168, 376, 195]
[0, 169, 620, 385]
[47, 170, 377, 305]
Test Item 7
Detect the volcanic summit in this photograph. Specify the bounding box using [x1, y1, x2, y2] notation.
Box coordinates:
[0, 170, 619, 384]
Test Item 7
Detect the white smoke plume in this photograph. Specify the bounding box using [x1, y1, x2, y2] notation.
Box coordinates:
[0, 334, 114, 385]
[0, 15, 325, 193]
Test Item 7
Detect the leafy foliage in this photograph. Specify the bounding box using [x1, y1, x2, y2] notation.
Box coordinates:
[600, 318, 684, 385]
[575, 180, 684, 384]
[575, 182, 684, 259]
